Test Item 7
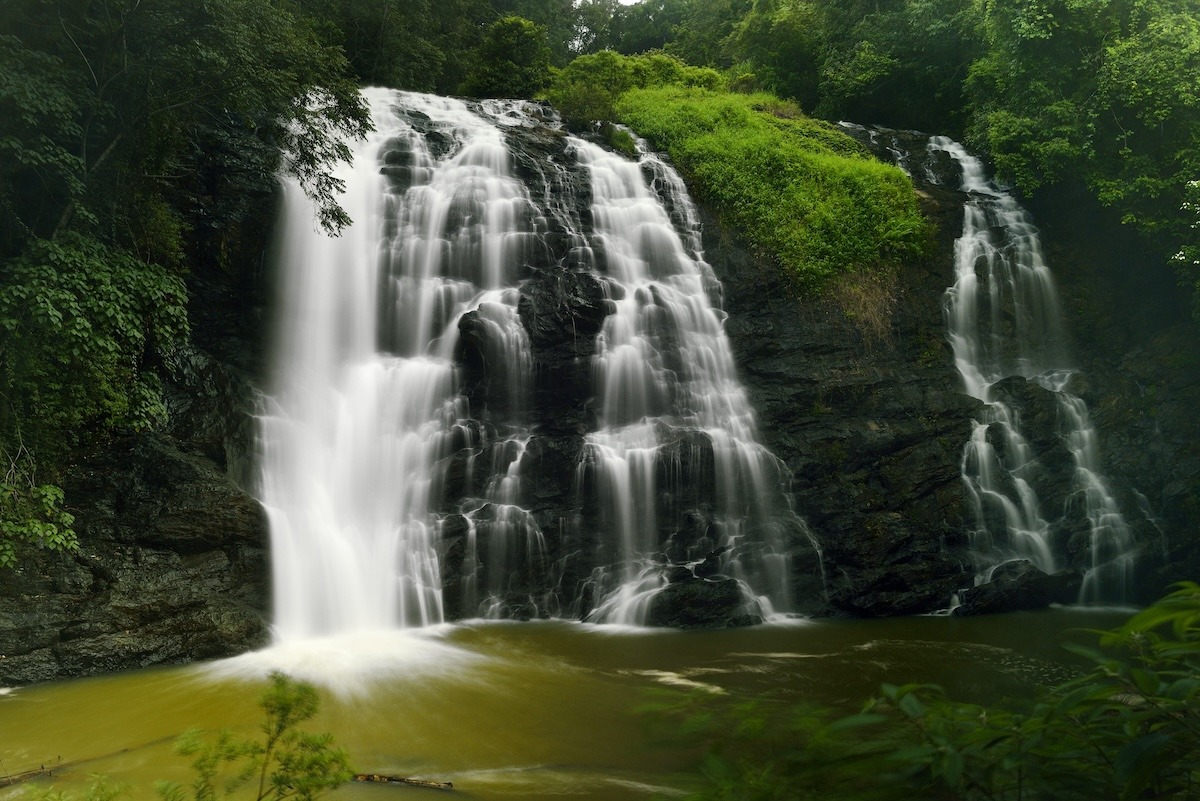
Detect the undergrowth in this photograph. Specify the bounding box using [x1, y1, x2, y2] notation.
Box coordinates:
[649, 582, 1200, 800]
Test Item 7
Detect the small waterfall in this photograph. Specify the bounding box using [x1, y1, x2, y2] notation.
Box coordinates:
[259, 89, 809, 637]
[572, 138, 802, 624]
[928, 136, 1136, 601]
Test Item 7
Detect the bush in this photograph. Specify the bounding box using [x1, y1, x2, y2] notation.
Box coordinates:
[156, 673, 353, 801]
[544, 50, 723, 128]
[654, 582, 1200, 801]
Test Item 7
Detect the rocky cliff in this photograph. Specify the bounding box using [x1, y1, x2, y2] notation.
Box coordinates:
[703, 181, 980, 615]
[3, 108, 1197, 686]
[0, 265, 272, 686]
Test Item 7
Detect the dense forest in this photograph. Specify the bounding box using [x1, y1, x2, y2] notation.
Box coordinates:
[2, 0, 1199, 565]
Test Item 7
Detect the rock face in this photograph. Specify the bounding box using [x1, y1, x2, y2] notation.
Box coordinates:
[701, 180, 978, 616]
[1025, 191, 1200, 602]
[0, 265, 271, 687]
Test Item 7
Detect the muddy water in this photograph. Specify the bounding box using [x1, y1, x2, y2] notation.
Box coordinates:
[0, 608, 1129, 800]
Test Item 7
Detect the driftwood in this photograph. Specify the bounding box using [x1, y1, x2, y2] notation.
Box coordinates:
[0, 767, 53, 789]
[0, 736, 174, 789]
[354, 773, 454, 791]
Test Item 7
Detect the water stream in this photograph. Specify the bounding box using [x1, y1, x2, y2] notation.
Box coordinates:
[841, 124, 1139, 602]
[0, 611, 1127, 801]
[930, 137, 1136, 600]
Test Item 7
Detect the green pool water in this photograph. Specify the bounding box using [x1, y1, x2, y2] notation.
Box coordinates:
[0, 607, 1132, 800]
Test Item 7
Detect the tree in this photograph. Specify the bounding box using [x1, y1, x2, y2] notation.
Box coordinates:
[156, 673, 353, 801]
[288, 0, 446, 90]
[460, 15, 553, 98]
[0, 0, 371, 565]
[574, 0, 622, 54]
[965, 0, 1200, 316]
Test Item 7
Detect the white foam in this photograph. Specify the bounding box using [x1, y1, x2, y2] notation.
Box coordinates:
[201, 628, 485, 698]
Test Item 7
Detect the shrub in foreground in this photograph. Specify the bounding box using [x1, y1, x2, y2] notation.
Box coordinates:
[655, 582, 1200, 801]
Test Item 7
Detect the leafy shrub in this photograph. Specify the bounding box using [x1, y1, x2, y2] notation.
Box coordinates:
[0, 232, 189, 566]
[156, 673, 353, 801]
[0, 450, 75, 569]
[545, 50, 723, 128]
[0, 234, 189, 458]
[654, 582, 1200, 801]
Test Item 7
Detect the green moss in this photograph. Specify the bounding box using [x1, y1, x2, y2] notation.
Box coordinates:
[601, 123, 638, 158]
[614, 87, 929, 292]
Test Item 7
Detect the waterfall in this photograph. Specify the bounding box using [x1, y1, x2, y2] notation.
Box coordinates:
[572, 137, 800, 624]
[928, 136, 1136, 601]
[258, 89, 808, 638]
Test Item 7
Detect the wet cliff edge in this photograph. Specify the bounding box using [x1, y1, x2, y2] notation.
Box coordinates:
[2, 119, 1197, 686]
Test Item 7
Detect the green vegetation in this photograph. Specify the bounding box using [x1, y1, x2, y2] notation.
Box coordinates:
[558, 0, 1200, 323]
[545, 50, 723, 127]
[615, 88, 927, 290]
[461, 16, 554, 99]
[0, 0, 370, 565]
[654, 582, 1200, 800]
[157, 673, 351, 801]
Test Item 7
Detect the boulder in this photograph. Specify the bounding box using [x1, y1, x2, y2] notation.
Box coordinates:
[954, 560, 1084, 616]
[646, 576, 761, 629]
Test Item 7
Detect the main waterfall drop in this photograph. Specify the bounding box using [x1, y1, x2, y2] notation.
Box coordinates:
[258, 89, 812, 639]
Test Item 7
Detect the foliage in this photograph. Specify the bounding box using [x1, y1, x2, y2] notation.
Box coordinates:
[1175, 180, 1200, 320]
[0, 232, 188, 567]
[0, 233, 188, 458]
[286, 0, 446, 91]
[578, 0, 1200, 318]
[545, 50, 722, 127]
[0, 0, 372, 563]
[461, 16, 554, 99]
[615, 88, 927, 291]
[965, 0, 1200, 306]
[0, 445, 76, 569]
[156, 673, 353, 801]
[659, 582, 1200, 801]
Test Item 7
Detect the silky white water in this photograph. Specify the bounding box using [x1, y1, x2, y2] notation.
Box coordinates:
[259, 89, 540, 640]
[257, 89, 807, 638]
[573, 138, 801, 623]
[930, 136, 1136, 600]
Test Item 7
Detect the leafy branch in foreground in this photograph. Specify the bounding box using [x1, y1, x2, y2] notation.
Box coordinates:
[655, 582, 1200, 801]
[156, 673, 352, 801]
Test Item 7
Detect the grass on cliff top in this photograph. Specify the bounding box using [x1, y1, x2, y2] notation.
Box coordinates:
[615, 88, 928, 292]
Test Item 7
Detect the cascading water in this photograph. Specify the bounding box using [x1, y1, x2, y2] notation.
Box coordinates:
[928, 136, 1137, 601]
[572, 137, 801, 624]
[258, 89, 810, 638]
[259, 89, 545, 640]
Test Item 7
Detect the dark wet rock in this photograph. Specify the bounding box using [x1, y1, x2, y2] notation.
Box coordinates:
[646, 576, 760, 629]
[703, 182, 979, 616]
[0, 435, 269, 686]
[955, 561, 1084, 616]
